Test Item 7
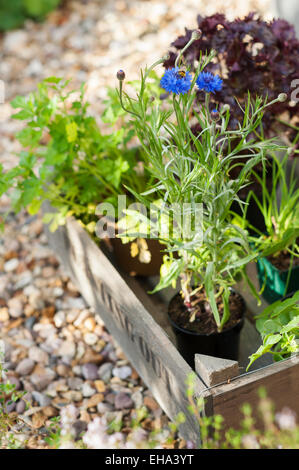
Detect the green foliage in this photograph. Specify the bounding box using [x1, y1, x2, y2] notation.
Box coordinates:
[247, 291, 299, 369]
[248, 153, 299, 260]
[0, 77, 144, 231]
[0, 355, 28, 449]
[0, 0, 61, 31]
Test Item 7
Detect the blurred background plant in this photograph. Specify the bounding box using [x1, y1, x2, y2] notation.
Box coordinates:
[0, 76, 151, 233]
[0, 0, 62, 31]
[163, 12, 299, 140]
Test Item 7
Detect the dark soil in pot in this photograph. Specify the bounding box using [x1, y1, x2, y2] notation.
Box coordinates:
[110, 237, 164, 277]
[257, 247, 299, 303]
[168, 288, 245, 369]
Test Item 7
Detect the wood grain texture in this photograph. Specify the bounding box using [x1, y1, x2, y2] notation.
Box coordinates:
[195, 354, 239, 387]
[211, 355, 299, 430]
[44, 213, 208, 444]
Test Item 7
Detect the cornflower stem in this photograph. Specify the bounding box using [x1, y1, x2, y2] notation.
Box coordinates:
[118, 80, 141, 119]
[175, 35, 198, 69]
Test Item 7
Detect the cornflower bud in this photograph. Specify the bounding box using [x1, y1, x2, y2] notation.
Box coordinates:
[116, 69, 125, 81]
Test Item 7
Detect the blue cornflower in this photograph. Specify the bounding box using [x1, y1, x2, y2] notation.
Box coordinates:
[196, 71, 223, 93]
[160, 67, 192, 95]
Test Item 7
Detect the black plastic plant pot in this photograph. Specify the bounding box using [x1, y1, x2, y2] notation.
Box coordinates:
[168, 293, 246, 370]
[257, 257, 299, 304]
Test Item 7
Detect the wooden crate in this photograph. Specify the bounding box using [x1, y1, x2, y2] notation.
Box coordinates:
[45, 214, 299, 444]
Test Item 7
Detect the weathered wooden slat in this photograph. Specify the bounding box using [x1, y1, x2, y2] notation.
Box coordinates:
[195, 354, 239, 387]
[210, 355, 299, 430]
[44, 213, 208, 444]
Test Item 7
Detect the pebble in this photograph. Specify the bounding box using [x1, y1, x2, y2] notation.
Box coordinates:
[67, 377, 83, 390]
[0, 308, 9, 322]
[73, 365, 82, 376]
[62, 390, 83, 402]
[32, 391, 52, 407]
[3, 30, 28, 54]
[81, 363, 98, 381]
[94, 380, 106, 393]
[28, 346, 49, 365]
[30, 368, 56, 391]
[114, 392, 134, 410]
[53, 311, 66, 328]
[7, 297, 23, 318]
[71, 420, 88, 440]
[73, 309, 90, 327]
[112, 366, 132, 380]
[15, 358, 35, 376]
[97, 402, 113, 413]
[132, 390, 143, 409]
[25, 316, 37, 330]
[105, 393, 116, 405]
[14, 272, 33, 290]
[53, 287, 64, 297]
[83, 317, 96, 331]
[16, 400, 26, 414]
[82, 382, 96, 398]
[98, 362, 113, 382]
[56, 364, 71, 377]
[86, 393, 104, 409]
[65, 297, 86, 310]
[83, 332, 98, 346]
[4, 258, 19, 272]
[57, 340, 76, 358]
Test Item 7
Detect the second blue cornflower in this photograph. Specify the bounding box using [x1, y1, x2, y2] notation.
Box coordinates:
[196, 71, 223, 93]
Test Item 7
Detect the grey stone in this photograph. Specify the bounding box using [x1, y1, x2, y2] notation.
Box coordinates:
[28, 346, 49, 365]
[16, 400, 26, 414]
[98, 362, 113, 382]
[4, 258, 19, 272]
[131, 391, 143, 409]
[112, 366, 132, 380]
[67, 377, 83, 390]
[81, 382, 96, 398]
[97, 402, 113, 413]
[81, 363, 98, 381]
[32, 391, 51, 407]
[15, 358, 35, 376]
[30, 368, 56, 391]
[25, 317, 37, 330]
[114, 392, 134, 410]
[14, 271, 33, 289]
[57, 340, 76, 358]
[71, 420, 88, 440]
[105, 393, 116, 405]
[72, 365, 82, 376]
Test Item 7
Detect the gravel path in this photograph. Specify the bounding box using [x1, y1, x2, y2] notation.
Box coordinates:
[0, 0, 273, 448]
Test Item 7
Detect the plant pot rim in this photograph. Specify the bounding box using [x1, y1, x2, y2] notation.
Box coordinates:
[167, 288, 246, 338]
